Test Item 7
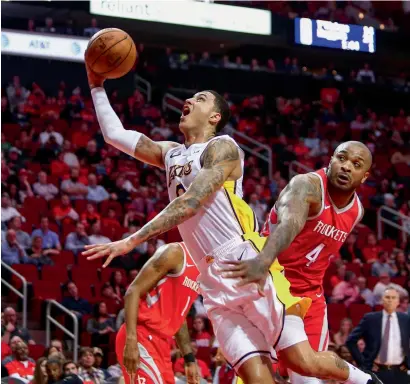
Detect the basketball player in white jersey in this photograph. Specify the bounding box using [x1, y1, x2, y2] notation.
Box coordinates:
[83, 67, 382, 384]
[83, 66, 309, 383]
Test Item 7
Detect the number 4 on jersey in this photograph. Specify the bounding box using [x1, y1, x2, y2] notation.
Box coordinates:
[305, 243, 325, 266]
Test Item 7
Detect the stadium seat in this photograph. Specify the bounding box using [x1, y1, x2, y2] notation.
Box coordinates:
[345, 263, 361, 276]
[54, 251, 75, 267]
[99, 268, 127, 284]
[70, 266, 98, 284]
[10, 264, 39, 289]
[366, 276, 379, 290]
[327, 303, 347, 332]
[41, 265, 68, 282]
[348, 304, 372, 326]
[28, 344, 45, 360]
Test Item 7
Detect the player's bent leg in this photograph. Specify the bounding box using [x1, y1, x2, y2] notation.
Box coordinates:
[287, 297, 329, 384]
[237, 355, 276, 384]
[278, 316, 374, 384]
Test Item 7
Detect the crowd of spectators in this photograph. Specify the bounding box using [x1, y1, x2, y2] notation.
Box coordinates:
[1, 33, 410, 382]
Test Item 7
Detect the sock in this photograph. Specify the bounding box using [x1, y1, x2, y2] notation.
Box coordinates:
[344, 362, 372, 384]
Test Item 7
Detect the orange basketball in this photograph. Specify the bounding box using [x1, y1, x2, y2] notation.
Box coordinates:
[85, 28, 137, 79]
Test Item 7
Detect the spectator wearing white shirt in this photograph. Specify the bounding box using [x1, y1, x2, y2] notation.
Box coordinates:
[87, 173, 109, 203]
[33, 171, 59, 201]
[39, 123, 64, 147]
[88, 222, 111, 245]
[356, 63, 376, 83]
[62, 140, 80, 168]
[1, 193, 24, 228]
[373, 273, 408, 305]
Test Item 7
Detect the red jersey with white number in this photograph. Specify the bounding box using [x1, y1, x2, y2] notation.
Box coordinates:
[261, 168, 363, 297]
[138, 243, 199, 338]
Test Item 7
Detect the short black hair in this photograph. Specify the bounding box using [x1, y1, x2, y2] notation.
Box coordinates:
[205, 90, 231, 133]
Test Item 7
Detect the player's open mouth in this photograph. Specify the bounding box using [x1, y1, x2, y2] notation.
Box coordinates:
[337, 173, 350, 184]
[182, 105, 191, 116]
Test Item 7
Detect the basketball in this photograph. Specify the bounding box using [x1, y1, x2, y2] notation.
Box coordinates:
[85, 28, 137, 79]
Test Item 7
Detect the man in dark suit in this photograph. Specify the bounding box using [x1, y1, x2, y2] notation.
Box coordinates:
[346, 287, 410, 383]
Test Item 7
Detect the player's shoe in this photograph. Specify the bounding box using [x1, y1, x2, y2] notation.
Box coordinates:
[365, 370, 384, 384]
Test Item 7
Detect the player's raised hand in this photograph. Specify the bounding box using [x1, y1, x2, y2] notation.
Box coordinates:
[185, 362, 200, 384]
[123, 337, 140, 381]
[82, 239, 133, 268]
[85, 62, 105, 89]
[220, 258, 268, 296]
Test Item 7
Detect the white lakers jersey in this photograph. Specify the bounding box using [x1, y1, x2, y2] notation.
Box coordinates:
[164, 135, 261, 266]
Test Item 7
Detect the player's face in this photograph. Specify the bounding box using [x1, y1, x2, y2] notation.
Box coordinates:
[179, 91, 220, 133]
[327, 144, 370, 191]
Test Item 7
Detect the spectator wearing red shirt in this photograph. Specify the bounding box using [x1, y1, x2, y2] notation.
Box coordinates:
[101, 208, 121, 231]
[191, 316, 213, 348]
[71, 123, 92, 149]
[362, 233, 383, 263]
[81, 203, 100, 229]
[1, 338, 35, 382]
[51, 152, 71, 178]
[174, 342, 212, 382]
[52, 194, 79, 225]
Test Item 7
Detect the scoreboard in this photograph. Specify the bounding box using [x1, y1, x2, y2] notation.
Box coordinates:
[295, 18, 376, 53]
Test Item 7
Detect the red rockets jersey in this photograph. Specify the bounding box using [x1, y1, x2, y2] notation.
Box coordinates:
[138, 243, 199, 338]
[261, 168, 363, 297]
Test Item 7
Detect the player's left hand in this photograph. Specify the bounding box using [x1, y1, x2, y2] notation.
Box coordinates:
[221, 258, 268, 296]
[185, 362, 200, 384]
[82, 239, 134, 268]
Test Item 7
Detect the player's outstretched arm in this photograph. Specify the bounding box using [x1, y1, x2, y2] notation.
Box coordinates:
[83, 138, 239, 265]
[122, 243, 184, 377]
[86, 65, 178, 169]
[175, 321, 200, 384]
[222, 174, 321, 287]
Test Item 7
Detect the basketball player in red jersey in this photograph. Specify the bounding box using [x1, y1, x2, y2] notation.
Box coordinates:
[223, 142, 384, 384]
[116, 242, 200, 384]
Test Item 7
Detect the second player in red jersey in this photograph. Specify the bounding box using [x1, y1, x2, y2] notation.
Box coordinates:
[223, 142, 380, 384]
[262, 165, 363, 356]
[116, 242, 200, 384]
[262, 166, 363, 299]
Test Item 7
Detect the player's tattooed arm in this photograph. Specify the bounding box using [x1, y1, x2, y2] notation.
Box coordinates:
[133, 135, 179, 169]
[125, 138, 239, 247]
[175, 321, 193, 357]
[83, 139, 239, 264]
[259, 174, 321, 267]
[221, 174, 321, 287]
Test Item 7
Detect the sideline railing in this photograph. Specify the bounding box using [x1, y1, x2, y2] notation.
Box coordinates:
[46, 300, 79, 362]
[289, 160, 313, 179]
[162, 93, 273, 179]
[1, 262, 27, 328]
[377, 206, 410, 244]
[135, 74, 152, 102]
